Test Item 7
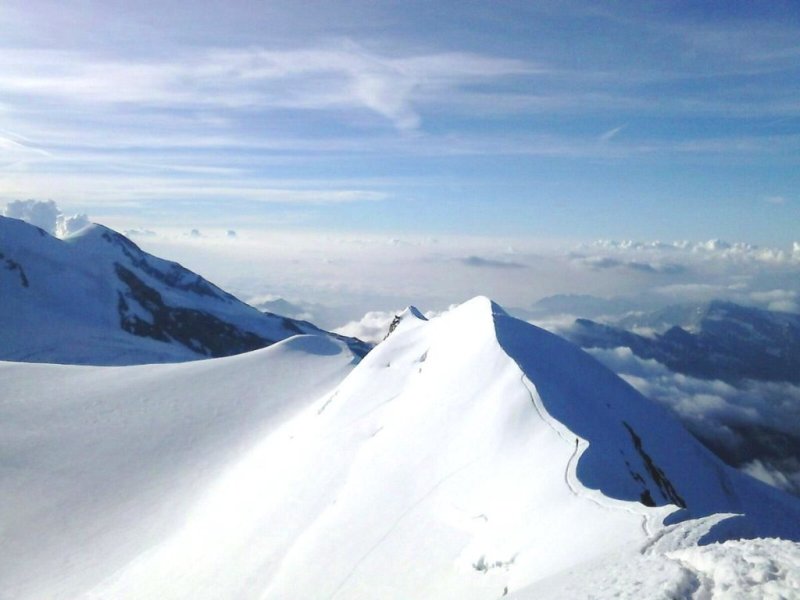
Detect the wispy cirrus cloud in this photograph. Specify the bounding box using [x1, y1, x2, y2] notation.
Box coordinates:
[0, 130, 52, 169]
[599, 125, 625, 142]
[0, 41, 540, 213]
[0, 44, 535, 131]
[0, 170, 391, 209]
[765, 195, 787, 205]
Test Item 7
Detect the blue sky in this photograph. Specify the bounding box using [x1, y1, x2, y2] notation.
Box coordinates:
[1, 0, 799, 245]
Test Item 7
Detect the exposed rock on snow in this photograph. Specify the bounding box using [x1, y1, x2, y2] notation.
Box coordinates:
[384, 305, 427, 339]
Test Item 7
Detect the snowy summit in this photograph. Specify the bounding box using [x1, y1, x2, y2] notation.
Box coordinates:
[1, 296, 798, 598]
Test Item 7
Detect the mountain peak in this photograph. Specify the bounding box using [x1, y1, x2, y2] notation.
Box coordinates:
[2, 292, 799, 598]
[462, 294, 507, 314]
[401, 305, 428, 321]
[384, 305, 427, 339]
[0, 216, 366, 365]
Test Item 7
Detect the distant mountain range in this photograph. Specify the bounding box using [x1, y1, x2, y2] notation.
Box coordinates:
[563, 300, 800, 385]
[522, 293, 800, 386]
[0, 216, 368, 365]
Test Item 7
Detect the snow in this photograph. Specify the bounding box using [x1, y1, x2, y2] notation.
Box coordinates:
[0, 215, 353, 365]
[1, 295, 798, 598]
[512, 525, 800, 599]
[668, 538, 800, 599]
[0, 335, 357, 599]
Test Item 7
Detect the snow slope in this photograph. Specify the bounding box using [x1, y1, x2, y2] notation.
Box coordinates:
[0, 334, 359, 599]
[0, 215, 368, 365]
[1, 297, 798, 598]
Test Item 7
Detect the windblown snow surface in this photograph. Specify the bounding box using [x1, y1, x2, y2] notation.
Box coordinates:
[1, 298, 799, 599]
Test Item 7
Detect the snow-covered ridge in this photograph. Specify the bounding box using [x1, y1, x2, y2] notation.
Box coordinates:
[488, 298, 799, 538]
[1, 295, 798, 598]
[0, 215, 368, 364]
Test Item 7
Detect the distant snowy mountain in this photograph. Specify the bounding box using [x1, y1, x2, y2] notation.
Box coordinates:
[1, 297, 798, 598]
[0, 216, 368, 364]
[565, 300, 800, 384]
[527, 293, 642, 320]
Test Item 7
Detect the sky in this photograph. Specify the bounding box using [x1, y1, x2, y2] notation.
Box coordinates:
[2, 1, 799, 240]
[2, 1, 800, 323]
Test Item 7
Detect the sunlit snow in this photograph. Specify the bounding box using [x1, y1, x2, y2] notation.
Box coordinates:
[2, 297, 798, 598]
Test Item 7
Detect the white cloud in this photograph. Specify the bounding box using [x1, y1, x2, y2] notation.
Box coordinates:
[334, 310, 400, 344]
[0, 132, 51, 168]
[599, 125, 625, 141]
[586, 238, 799, 264]
[749, 289, 799, 313]
[567, 238, 800, 315]
[3, 199, 60, 233]
[334, 306, 446, 343]
[766, 300, 798, 312]
[741, 459, 795, 491]
[526, 314, 583, 335]
[3, 199, 90, 238]
[0, 170, 391, 208]
[57, 213, 91, 237]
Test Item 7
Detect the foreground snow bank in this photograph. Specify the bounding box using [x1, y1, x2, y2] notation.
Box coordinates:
[668, 538, 800, 599]
[513, 530, 800, 599]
